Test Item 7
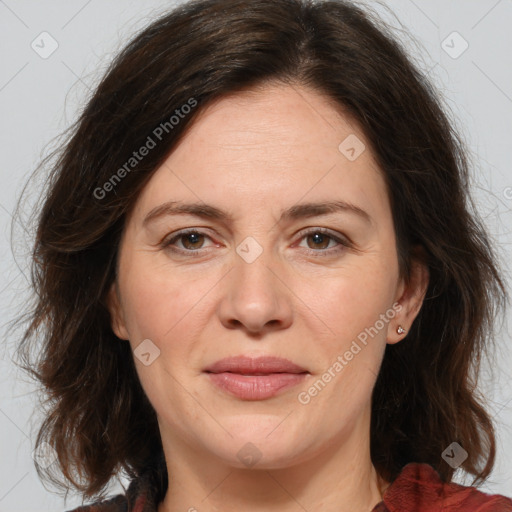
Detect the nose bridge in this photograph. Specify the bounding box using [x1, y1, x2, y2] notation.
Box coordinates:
[218, 234, 293, 333]
[233, 234, 280, 306]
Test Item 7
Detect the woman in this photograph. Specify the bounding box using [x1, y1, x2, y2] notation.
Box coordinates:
[16, 0, 512, 510]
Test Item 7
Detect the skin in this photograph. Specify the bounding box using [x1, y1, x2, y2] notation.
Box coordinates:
[107, 82, 429, 512]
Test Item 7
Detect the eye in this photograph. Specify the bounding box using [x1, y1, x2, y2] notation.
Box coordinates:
[296, 228, 351, 256]
[161, 229, 216, 256]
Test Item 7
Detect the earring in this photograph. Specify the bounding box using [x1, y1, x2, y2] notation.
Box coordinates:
[397, 325, 406, 335]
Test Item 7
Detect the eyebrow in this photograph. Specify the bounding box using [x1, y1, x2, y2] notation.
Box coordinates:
[143, 200, 373, 227]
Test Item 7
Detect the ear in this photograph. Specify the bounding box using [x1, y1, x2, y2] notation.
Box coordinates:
[387, 246, 429, 344]
[106, 282, 130, 340]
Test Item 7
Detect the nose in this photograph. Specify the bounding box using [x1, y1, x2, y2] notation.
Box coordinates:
[217, 247, 294, 336]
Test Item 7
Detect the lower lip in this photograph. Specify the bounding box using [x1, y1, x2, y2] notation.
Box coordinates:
[206, 372, 308, 400]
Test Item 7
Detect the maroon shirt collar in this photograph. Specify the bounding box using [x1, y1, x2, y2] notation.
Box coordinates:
[372, 462, 512, 512]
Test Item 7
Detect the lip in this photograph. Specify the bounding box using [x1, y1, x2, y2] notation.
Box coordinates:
[204, 355, 308, 374]
[204, 356, 309, 400]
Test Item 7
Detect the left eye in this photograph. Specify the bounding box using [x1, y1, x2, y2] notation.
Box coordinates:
[298, 231, 341, 251]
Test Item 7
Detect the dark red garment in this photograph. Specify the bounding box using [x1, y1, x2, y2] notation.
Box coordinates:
[67, 455, 512, 512]
[372, 463, 512, 512]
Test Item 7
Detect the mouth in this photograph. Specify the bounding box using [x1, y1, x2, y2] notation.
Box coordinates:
[203, 355, 308, 374]
[203, 355, 309, 400]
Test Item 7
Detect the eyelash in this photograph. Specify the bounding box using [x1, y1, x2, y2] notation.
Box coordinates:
[160, 228, 351, 258]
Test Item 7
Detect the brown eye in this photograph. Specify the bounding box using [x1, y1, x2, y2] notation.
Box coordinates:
[179, 232, 205, 250]
[162, 230, 214, 256]
[297, 228, 351, 257]
[305, 232, 333, 250]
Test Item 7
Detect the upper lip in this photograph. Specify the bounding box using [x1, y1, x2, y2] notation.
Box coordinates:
[204, 356, 308, 375]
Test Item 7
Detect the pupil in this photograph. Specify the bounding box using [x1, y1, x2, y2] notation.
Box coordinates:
[310, 232, 328, 249]
[184, 233, 202, 248]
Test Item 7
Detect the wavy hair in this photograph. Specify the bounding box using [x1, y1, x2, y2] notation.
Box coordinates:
[14, 0, 507, 500]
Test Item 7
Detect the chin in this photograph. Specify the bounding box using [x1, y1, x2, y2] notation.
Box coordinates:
[204, 421, 309, 469]
[217, 441, 307, 471]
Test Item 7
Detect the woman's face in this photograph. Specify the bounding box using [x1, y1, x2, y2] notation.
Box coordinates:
[108, 83, 427, 470]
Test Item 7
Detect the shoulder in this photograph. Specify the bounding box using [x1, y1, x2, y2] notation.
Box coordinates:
[379, 462, 512, 512]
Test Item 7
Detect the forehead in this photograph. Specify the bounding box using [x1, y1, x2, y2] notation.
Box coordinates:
[180, 82, 362, 157]
[130, 83, 390, 227]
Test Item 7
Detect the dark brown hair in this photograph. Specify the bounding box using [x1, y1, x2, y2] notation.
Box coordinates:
[14, 0, 507, 500]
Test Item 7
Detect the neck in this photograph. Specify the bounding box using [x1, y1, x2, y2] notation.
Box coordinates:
[157, 408, 387, 512]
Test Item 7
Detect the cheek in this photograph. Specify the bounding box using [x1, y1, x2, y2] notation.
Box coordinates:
[119, 255, 222, 355]
[295, 265, 394, 423]
[299, 258, 397, 345]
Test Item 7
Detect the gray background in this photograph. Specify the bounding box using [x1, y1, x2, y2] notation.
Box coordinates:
[1, 0, 511, 510]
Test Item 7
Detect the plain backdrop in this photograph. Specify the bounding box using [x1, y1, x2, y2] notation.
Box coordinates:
[1, 0, 511, 510]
